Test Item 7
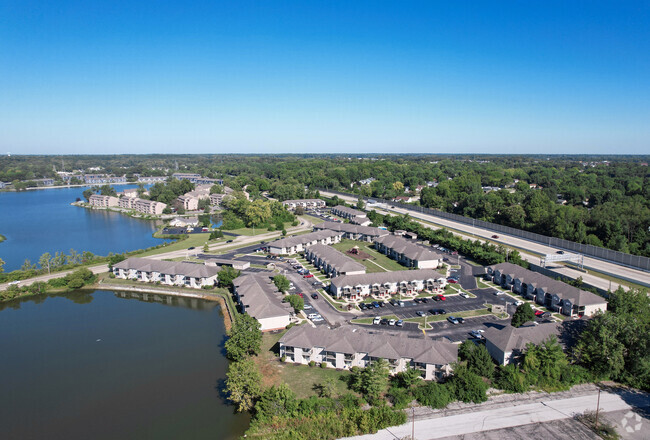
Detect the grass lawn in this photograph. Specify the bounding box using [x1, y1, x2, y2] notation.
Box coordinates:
[224, 227, 279, 236]
[300, 214, 325, 225]
[140, 233, 211, 257]
[329, 239, 408, 272]
[254, 330, 353, 399]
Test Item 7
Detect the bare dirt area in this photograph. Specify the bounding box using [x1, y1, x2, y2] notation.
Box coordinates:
[346, 249, 373, 260]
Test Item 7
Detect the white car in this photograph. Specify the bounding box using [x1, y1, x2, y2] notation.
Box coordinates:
[312, 316, 325, 322]
[459, 292, 469, 299]
[303, 304, 313, 310]
[8, 281, 20, 285]
[307, 313, 319, 320]
[388, 319, 396, 326]
[373, 317, 381, 325]
[514, 300, 524, 306]
[493, 290, 505, 296]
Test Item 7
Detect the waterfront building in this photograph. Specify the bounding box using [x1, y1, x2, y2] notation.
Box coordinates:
[233, 274, 293, 331]
[89, 194, 119, 208]
[113, 257, 220, 289]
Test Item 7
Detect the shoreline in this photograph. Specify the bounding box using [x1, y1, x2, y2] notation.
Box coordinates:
[2, 181, 156, 192]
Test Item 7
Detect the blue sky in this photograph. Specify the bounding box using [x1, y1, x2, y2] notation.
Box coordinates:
[1, 1, 649, 154]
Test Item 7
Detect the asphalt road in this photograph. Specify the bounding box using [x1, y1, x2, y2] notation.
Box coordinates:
[320, 191, 650, 291]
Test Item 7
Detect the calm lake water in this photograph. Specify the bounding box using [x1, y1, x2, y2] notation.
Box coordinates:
[0, 185, 170, 271]
[0, 289, 249, 440]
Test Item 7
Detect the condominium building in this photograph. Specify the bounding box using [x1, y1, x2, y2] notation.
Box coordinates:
[233, 274, 293, 331]
[88, 194, 119, 208]
[279, 325, 457, 380]
[329, 270, 446, 299]
[269, 230, 344, 255]
[133, 198, 167, 215]
[112, 257, 220, 289]
[349, 216, 372, 226]
[331, 205, 366, 220]
[304, 244, 366, 278]
[485, 262, 607, 317]
[282, 199, 326, 210]
[484, 322, 562, 365]
[177, 195, 199, 211]
[313, 221, 390, 242]
[373, 235, 442, 269]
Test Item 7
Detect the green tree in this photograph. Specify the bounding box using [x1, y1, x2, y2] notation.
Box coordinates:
[356, 196, 365, 210]
[225, 313, 262, 361]
[0, 257, 4, 273]
[99, 184, 117, 197]
[225, 359, 262, 412]
[511, 303, 536, 328]
[459, 340, 494, 378]
[284, 294, 304, 313]
[210, 184, 224, 194]
[447, 364, 488, 403]
[273, 275, 291, 292]
[38, 252, 52, 274]
[294, 205, 304, 216]
[351, 359, 390, 399]
[66, 277, 84, 289]
[394, 367, 421, 388]
[522, 337, 567, 385]
[254, 383, 299, 420]
[218, 266, 241, 288]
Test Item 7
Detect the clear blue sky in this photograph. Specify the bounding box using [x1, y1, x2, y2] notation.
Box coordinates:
[1, 1, 649, 154]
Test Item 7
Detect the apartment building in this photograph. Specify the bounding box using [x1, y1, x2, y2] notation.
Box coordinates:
[373, 235, 442, 269]
[313, 221, 390, 242]
[329, 270, 446, 299]
[279, 325, 457, 380]
[269, 230, 344, 255]
[484, 322, 561, 365]
[89, 194, 119, 208]
[133, 198, 167, 215]
[304, 244, 366, 278]
[177, 195, 199, 211]
[486, 262, 607, 317]
[331, 205, 366, 220]
[233, 274, 293, 331]
[282, 199, 326, 210]
[349, 216, 372, 226]
[113, 257, 220, 289]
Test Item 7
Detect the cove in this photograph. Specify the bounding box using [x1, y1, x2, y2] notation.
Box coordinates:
[0, 289, 249, 440]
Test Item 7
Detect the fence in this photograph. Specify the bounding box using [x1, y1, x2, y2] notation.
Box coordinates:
[318, 188, 650, 272]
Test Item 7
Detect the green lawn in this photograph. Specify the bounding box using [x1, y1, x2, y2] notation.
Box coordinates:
[224, 227, 279, 236]
[300, 214, 325, 225]
[140, 233, 211, 257]
[329, 239, 408, 272]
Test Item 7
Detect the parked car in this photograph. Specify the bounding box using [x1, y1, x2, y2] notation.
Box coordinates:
[437, 295, 447, 301]
[514, 300, 524, 306]
[303, 304, 313, 310]
[398, 301, 405, 307]
[226, 240, 233, 243]
[380, 319, 388, 325]
[378, 301, 385, 307]
[187, 246, 195, 250]
[312, 316, 325, 322]
[493, 290, 505, 296]
[389, 299, 399, 306]
[542, 312, 552, 318]
[416, 311, 426, 317]
[460, 292, 469, 299]
[447, 279, 458, 284]
[413, 298, 422, 303]
[491, 235, 499, 239]
[373, 317, 381, 325]
[456, 317, 465, 324]
[388, 319, 396, 326]
[311, 293, 318, 299]
[307, 313, 319, 320]
[303, 274, 314, 278]
[469, 329, 485, 339]
[296, 292, 304, 297]
[447, 316, 460, 324]
[359, 303, 367, 310]
[556, 250, 565, 254]
[396, 320, 404, 327]
[421, 297, 429, 303]
[371, 301, 380, 308]
[534, 310, 544, 316]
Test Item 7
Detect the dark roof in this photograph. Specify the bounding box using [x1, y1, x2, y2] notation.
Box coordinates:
[488, 262, 605, 307]
[332, 205, 366, 218]
[280, 325, 458, 365]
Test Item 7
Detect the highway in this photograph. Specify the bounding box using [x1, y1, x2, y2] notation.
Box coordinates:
[321, 191, 650, 292]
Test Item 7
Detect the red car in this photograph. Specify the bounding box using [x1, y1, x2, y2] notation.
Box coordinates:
[296, 292, 304, 297]
[303, 274, 314, 278]
[447, 279, 458, 284]
[534, 310, 544, 316]
[437, 295, 447, 301]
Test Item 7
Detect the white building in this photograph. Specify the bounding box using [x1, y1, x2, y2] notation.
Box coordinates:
[373, 235, 442, 269]
[269, 230, 343, 255]
[484, 322, 561, 365]
[313, 222, 390, 242]
[329, 270, 445, 299]
[89, 194, 119, 208]
[304, 244, 366, 278]
[282, 199, 326, 210]
[233, 274, 293, 331]
[112, 257, 220, 289]
[279, 325, 457, 380]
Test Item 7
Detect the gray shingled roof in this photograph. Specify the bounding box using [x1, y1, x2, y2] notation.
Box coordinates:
[280, 325, 458, 365]
[306, 244, 366, 274]
[270, 230, 342, 249]
[374, 235, 443, 263]
[350, 216, 371, 225]
[314, 221, 390, 238]
[487, 262, 605, 307]
[332, 205, 366, 218]
[330, 269, 443, 289]
[484, 322, 561, 353]
[113, 257, 220, 278]
[233, 274, 293, 320]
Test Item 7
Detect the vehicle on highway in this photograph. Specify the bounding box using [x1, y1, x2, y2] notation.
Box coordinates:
[373, 317, 381, 325]
[303, 274, 314, 278]
[557, 250, 565, 254]
[469, 329, 485, 339]
[396, 319, 404, 327]
[534, 310, 544, 316]
[491, 235, 499, 239]
[311, 293, 318, 299]
[388, 319, 396, 326]
[416, 311, 426, 317]
[447, 316, 460, 324]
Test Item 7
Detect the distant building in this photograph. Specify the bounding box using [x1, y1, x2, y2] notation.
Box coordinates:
[177, 195, 199, 211]
[282, 199, 326, 210]
[329, 270, 446, 299]
[313, 221, 390, 242]
[373, 235, 442, 269]
[331, 205, 366, 220]
[113, 257, 220, 289]
[349, 216, 372, 226]
[88, 194, 119, 208]
[133, 198, 166, 215]
[204, 258, 250, 271]
[486, 262, 607, 317]
[233, 274, 293, 331]
[172, 173, 223, 185]
[279, 325, 457, 380]
[484, 322, 561, 365]
[169, 216, 199, 227]
[83, 174, 127, 184]
[392, 195, 415, 203]
[31, 178, 55, 186]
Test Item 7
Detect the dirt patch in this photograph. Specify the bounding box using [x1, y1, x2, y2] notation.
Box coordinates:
[346, 249, 373, 260]
[253, 354, 282, 389]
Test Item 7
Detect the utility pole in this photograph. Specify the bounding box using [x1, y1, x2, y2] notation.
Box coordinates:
[412, 405, 415, 440]
[595, 387, 601, 430]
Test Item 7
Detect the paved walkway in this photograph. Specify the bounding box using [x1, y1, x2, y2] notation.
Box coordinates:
[342, 389, 649, 440]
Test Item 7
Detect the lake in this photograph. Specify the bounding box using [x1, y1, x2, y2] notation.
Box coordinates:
[0, 185, 170, 271]
[0, 289, 249, 440]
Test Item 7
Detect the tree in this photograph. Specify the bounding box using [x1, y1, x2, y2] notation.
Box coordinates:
[356, 196, 365, 210]
[99, 184, 117, 197]
[67, 277, 85, 289]
[82, 188, 94, 202]
[511, 303, 536, 328]
[210, 184, 224, 194]
[218, 266, 241, 288]
[225, 359, 262, 412]
[203, 243, 209, 252]
[0, 257, 5, 273]
[459, 340, 494, 378]
[447, 364, 488, 403]
[254, 384, 299, 420]
[273, 275, 291, 292]
[38, 252, 52, 274]
[21, 259, 36, 271]
[284, 294, 304, 313]
[522, 337, 567, 385]
[351, 359, 390, 399]
[394, 367, 421, 388]
[225, 313, 262, 361]
[294, 205, 304, 216]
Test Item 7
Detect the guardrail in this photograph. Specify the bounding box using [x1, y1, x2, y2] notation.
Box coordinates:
[318, 188, 650, 272]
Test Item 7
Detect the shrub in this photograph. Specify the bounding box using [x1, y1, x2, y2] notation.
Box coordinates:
[494, 364, 528, 393]
[66, 277, 85, 289]
[412, 382, 453, 408]
[280, 356, 287, 362]
[387, 387, 412, 409]
[309, 360, 316, 368]
[320, 362, 328, 369]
